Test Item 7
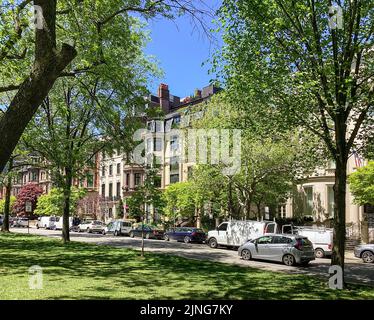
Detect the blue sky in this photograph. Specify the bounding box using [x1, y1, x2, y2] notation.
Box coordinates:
[145, 2, 222, 98]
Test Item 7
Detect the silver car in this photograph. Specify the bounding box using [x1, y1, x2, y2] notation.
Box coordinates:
[238, 234, 315, 266]
[354, 244, 374, 263]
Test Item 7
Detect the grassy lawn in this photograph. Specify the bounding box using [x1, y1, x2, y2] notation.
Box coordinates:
[0, 233, 373, 300]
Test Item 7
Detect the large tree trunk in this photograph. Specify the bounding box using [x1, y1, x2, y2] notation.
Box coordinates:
[331, 158, 347, 270]
[196, 207, 202, 228]
[0, 1, 76, 172]
[227, 179, 234, 218]
[1, 168, 12, 232]
[331, 118, 348, 284]
[62, 168, 73, 243]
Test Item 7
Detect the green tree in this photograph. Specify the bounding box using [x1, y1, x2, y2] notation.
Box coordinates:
[0, 148, 34, 231]
[0, 0, 210, 172]
[34, 187, 86, 216]
[191, 95, 320, 220]
[163, 181, 196, 225]
[126, 165, 164, 256]
[349, 161, 374, 206]
[215, 0, 374, 276]
[0, 196, 16, 214]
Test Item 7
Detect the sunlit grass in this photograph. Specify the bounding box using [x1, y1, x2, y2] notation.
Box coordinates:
[0, 233, 373, 300]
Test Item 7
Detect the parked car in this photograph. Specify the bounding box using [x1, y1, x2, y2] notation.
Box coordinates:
[103, 220, 133, 236]
[238, 234, 315, 266]
[12, 217, 29, 228]
[164, 227, 207, 243]
[8, 216, 16, 227]
[354, 244, 374, 263]
[207, 219, 278, 249]
[54, 217, 73, 230]
[129, 225, 164, 240]
[36, 216, 57, 229]
[282, 225, 333, 258]
[78, 220, 105, 234]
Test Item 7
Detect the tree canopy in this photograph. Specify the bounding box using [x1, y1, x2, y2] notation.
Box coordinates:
[349, 161, 374, 206]
[34, 187, 86, 216]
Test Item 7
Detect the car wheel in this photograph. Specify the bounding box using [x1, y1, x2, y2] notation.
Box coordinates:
[86, 228, 91, 233]
[184, 236, 191, 244]
[164, 234, 169, 241]
[208, 237, 218, 249]
[282, 254, 295, 266]
[241, 249, 252, 261]
[362, 251, 374, 263]
[315, 248, 325, 258]
[145, 233, 150, 239]
[102, 230, 106, 235]
[129, 232, 134, 238]
[114, 230, 119, 236]
[36, 225, 39, 229]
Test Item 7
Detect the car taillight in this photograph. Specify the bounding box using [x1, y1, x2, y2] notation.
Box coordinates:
[294, 240, 303, 250]
[153, 230, 157, 234]
[328, 244, 332, 250]
[191, 232, 197, 236]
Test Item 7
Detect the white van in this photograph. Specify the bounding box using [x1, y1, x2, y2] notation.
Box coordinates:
[283, 225, 333, 258]
[207, 219, 278, 248]
[36, 216, 57, 229]
[54, 217, 73, 230]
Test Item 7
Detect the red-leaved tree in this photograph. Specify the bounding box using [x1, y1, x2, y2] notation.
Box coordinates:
[13, 184, 44, 217]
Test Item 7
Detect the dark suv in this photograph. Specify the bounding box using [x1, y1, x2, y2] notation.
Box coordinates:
[164, 227, 207, 243]
[129, 225, 164, 240]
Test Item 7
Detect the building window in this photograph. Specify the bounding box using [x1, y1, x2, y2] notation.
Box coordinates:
[170, 156, 179, 171]
[327, 185, 334, 218]
[87, 174, 94, 188]
[155, 121, 163, 132]
[126, 173, 130, 187]
[170, 174, 179, 184]
[187, 166, 193, 180]
[109, 165, 113, 176]
[303, 186, 313, 216]
[170, 135, 179, 151]
[101, 166, 105, 176]
[108, 207, 113, 218]
[154, 137, 162, 152]
[31, 171, 38, 182]
[101, 184, 105, 196]
[146, 138, 152, 153]
[173, 116, 181, 125]
[134, 173, 141, 186]
[116, 182, 121, 198]
[154, 175, 161, 188]
[117, 163, 121, 175]
[109, 183, 113, 198]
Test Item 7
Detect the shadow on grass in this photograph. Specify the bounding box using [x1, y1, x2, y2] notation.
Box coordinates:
[0, 233, 373, 300]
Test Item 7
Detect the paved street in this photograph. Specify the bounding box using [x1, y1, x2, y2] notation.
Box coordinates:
[12, 227, 374, 287]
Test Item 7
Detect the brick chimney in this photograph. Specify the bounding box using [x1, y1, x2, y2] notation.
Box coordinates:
[158, 83, 170, 113]
[194, 89, 202, 99]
